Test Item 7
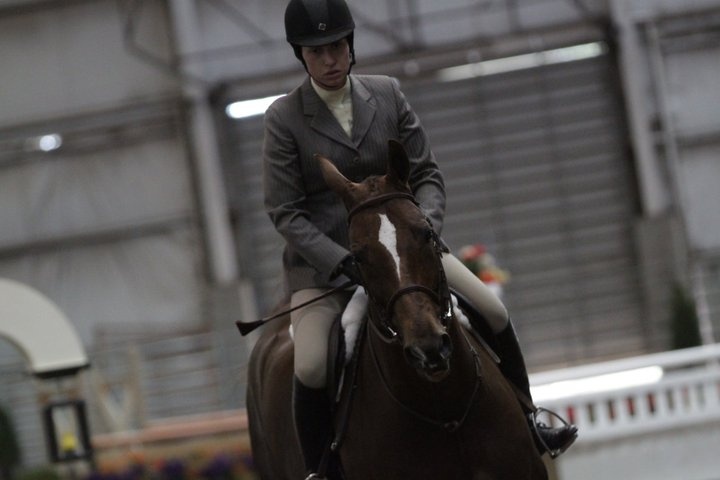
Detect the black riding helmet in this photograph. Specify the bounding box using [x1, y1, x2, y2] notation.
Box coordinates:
[284, 0, 356, 69]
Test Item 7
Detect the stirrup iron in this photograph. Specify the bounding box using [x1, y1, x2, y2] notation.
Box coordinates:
[530, 407, 577, 459]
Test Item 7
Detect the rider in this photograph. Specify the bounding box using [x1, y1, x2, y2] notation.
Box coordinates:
[265, 0, 578, 477]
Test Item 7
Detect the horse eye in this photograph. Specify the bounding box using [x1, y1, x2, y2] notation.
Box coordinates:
[409, 224, 431, 239]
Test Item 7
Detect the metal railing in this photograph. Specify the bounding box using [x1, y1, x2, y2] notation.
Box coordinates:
[530, 343, 720, 443]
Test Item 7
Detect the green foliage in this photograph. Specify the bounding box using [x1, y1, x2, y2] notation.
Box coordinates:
[0, 404, 21, 480]
[669, 283, 703, 350]
[15, 468, 61, 480]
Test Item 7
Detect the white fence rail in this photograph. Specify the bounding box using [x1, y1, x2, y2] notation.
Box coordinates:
[530, 344, 720, 480]
[530, 343, 720, 443]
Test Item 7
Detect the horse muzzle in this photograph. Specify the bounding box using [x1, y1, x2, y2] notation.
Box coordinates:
[403, 332, 453, 381]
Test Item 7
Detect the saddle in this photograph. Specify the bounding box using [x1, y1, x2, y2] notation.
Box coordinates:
[327, 316, 347, 403]
[326, 287, 367, 403]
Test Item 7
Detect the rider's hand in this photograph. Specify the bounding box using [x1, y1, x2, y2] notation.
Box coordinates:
[331, 255, 363, 285]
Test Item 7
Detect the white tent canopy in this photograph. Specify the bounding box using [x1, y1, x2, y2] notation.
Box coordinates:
[0, 278, 88, 377]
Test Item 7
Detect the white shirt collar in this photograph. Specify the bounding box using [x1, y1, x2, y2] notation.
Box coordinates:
[311, 77, 351, 106]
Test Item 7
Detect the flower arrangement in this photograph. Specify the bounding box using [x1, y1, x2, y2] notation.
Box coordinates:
[458, 244, 510, 297]
[87, 450, 257, 480]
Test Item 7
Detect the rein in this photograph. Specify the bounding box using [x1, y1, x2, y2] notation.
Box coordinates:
[348, 191, 453, 344]
[368, 246, 453, 343]
[367, 320, 483, 433]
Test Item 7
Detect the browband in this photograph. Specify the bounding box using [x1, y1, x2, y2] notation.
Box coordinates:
[347, 192, 417, 224]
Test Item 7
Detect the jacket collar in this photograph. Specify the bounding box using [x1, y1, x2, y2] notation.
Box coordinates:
[302, 75, 376, 151]
[350, 76, 376, 148]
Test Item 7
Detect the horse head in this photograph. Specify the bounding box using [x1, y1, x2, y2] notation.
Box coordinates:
[316, 140, 453, 381]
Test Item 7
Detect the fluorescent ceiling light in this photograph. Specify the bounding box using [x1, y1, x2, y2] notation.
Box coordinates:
[530, 366, 664, 402]
[226, 94, 285, 119]
[437, 41, 606, 83]
[38, 134, 62, 151]
[25, 133, 63, 152]
[226, 43, 604, 116]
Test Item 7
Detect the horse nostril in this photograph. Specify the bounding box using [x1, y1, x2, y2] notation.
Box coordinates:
[404, 345, 427, 367]
[440, 333, 453, 360]
[405, 334, 452, 371]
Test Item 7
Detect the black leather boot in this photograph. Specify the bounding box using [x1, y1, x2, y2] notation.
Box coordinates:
[293, 377, 337, 480]
[495, 322, 578, 457]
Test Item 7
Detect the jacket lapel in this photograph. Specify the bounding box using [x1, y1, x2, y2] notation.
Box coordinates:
[302, 78, 356, 151]
[350, 76, 376, 148]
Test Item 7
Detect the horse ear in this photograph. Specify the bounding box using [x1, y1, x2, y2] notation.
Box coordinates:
[387, 139, 411, 186]
[315, 154, 357, 203]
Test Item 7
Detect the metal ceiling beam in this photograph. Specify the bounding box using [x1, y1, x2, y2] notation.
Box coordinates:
[0, 215, 194, 260]
[0, 0, 94, 18]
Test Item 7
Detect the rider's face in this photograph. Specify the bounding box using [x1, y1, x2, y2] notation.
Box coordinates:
[301, 39, 351, 90]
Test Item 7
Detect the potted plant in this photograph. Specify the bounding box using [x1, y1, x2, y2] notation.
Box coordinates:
[669, 283, 703, 350]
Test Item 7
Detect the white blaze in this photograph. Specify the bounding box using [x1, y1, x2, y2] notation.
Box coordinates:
[378, 214, 401, 280]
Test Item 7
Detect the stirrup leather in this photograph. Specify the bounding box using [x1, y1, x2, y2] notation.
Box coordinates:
[530, 407, 577, 459]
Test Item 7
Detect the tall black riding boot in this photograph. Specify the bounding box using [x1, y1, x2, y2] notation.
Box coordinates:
[495, 322, 578, 458]
[293, 377, 336, 479]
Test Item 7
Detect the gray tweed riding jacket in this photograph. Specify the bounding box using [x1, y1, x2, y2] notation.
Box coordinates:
[262, 74, 446, 292]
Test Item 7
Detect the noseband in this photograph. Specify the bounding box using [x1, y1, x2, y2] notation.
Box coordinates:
[347, 192, 453, 343]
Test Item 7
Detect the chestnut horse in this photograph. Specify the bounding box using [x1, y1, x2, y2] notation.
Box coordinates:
[244, 140, 547, 479]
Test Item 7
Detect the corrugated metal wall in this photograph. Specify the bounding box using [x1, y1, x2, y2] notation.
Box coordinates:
[222, 116, 286, 314]
[0, 352, 44, 467]
[0, 100, 209, 467]
[0, 101, 205, 347]
[404, 53, 646, 367]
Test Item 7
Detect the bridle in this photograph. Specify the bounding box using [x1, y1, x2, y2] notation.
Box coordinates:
[334, 190, 484, 437]
[347, 192, 454, 344]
